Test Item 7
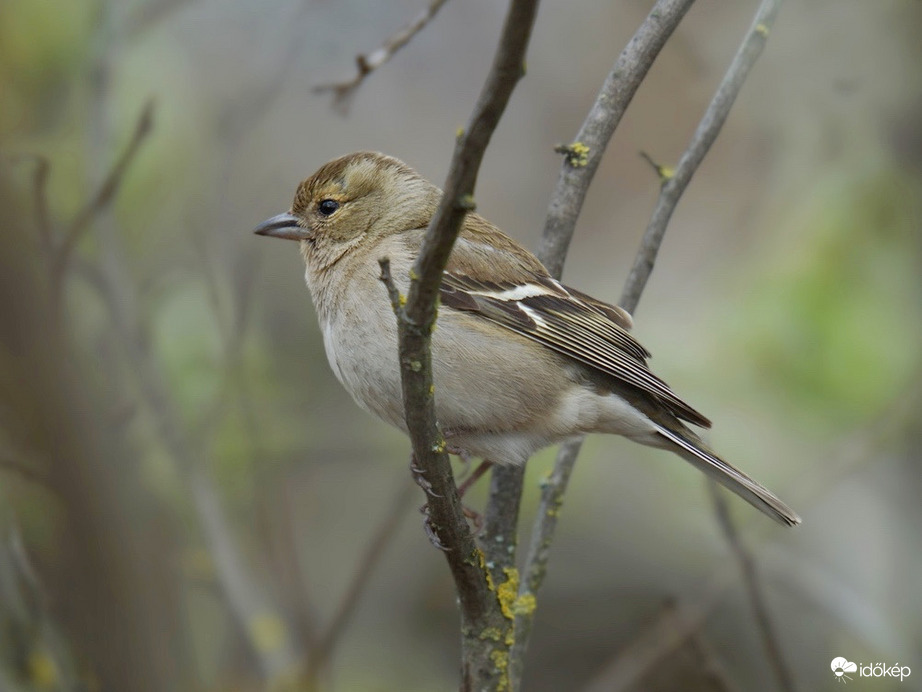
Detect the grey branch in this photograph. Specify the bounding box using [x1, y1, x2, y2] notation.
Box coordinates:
[378, 1, 539, 688]
[620, 0, 784, 314]
[537, 0, 697, 280]
[314, 0, 449, 114]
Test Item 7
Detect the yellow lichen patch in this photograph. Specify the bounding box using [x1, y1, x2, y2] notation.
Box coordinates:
[755, 23, 769, 37]
[477, 549, 496, 592]
[456, 126, 465, 140]
[408, 268, 419, 281]
[431, 438, 446, 453]
[496, 567, 520, 621]
[555, 141, 590, 167]
[514, 591, 537, 616]
[491, 649, 510, 691]
[458, 193, 477, 211]
[479, 626, 503, 642]
[28, 649, 58, 689]
[398, 293, 407, 307]
[249, 612, 287, 653]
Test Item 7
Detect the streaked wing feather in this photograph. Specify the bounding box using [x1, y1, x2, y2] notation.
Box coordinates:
[440, 273, 711, 428]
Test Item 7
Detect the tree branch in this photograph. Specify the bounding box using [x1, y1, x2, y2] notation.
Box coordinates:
[314, 0, 449, 114]
[50, 99, 155, 307]
[378, 1, 539, 688]
[620, 0, 784, 312]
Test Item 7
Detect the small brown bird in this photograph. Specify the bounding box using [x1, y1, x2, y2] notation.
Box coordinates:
[254, 152, 800, 526]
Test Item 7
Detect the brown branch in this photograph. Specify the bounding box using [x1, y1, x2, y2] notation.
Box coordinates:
[50, 99, 155, 304]
[377, 1, 539, 688]
[710, 483, 797, 692]
[620, 0, 784, 313]
[313, 0, 449, 114]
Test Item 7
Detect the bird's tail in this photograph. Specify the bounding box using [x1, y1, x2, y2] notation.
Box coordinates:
[654, 424, 801, 527]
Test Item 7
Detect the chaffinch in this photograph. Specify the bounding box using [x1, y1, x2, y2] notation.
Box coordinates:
[254, 151, 800, 526]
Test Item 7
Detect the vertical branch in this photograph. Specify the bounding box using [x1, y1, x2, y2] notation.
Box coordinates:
[379, 0, 540, 688]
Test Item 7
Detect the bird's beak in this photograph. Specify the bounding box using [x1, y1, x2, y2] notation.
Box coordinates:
[253, 212, 311, 241]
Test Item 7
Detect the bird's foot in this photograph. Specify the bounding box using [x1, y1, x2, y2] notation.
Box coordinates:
[456, 460, 493, 498]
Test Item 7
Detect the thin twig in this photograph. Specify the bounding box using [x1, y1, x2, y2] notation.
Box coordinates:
[314, 0, 449, 114]
[508, 436, 583, 683]
[29, 155, 54, 254]
[710, 483, 796, 692]
[620, 0, 784, 313]
[306, 479, 415, 684]
[379, 1, 539, 688]
[50, 99, 155, 304]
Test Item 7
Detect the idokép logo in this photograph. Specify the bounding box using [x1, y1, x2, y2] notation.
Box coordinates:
[831, 657, 911, 684]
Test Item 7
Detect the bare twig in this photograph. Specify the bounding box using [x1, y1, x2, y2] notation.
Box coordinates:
[28, 155, 54, 254]
[314, 0, 449, 114]
[306, 480, 415, 684]
[50, 99, 154, 304]
[537, 0, 697, 279]
[378, 0, 539, 687]
[710, 483, 796, 692]
[620, 0, 784, 312]
[508, 436, 583, 683]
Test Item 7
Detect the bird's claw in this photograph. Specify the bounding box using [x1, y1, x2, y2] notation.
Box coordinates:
[409, 454, 443, 498]
[419, 503, 450, 551]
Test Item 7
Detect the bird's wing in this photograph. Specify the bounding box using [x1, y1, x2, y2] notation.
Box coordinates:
[439, 267, 712, 429]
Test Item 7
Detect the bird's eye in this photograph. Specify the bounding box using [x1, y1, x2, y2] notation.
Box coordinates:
[318, 199, 340, 216]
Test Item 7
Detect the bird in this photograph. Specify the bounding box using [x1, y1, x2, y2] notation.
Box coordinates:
[254, 151, 801, 527]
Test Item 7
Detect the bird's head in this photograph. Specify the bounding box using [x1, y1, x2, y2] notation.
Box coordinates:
[254, 152, 440, 260]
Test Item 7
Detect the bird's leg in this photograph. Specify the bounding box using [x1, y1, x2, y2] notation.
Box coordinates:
[456, 460, 492, 498]
[455, 460, 493, 533]
[408, 452, 493, 547]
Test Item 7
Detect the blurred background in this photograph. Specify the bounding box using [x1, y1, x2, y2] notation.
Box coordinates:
[1, 0, 920, 690]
